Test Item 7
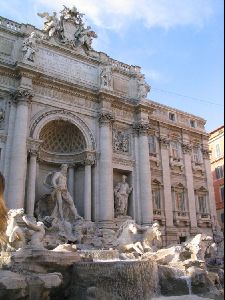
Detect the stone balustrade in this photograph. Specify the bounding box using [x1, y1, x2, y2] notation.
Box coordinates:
[173, 211, 190, 227]
[0, 17, 22, 32]
[197, 213, 212, 228]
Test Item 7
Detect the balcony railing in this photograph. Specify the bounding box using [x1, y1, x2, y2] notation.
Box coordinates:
[197, 212, 212, 227]
[153, 209, 166, 225]
[173, 211, 190, 226]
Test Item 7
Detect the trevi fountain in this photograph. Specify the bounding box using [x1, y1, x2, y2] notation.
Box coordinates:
[0, 5, 224, 300]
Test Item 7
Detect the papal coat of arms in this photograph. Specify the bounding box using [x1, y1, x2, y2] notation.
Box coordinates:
[38, 5, 97, 54]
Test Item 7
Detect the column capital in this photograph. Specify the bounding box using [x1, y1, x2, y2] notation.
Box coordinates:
[27, 138, 42, 157]
[98, 111, 115, 126]
[11, 88, 34, 104]
[202, 148, 211, 160]
[133, 121, 151, 135]
[181, 143, 192, 155]
[82, 151, 96, 166]
[159, 136, 170, 149]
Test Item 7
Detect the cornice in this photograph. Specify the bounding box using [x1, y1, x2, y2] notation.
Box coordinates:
[156, 120, 208, 137]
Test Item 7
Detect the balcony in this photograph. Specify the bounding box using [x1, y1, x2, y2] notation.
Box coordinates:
[197, 213, 212, 228]
[153, 209, 166, 226]
[173, 211, 190, 227]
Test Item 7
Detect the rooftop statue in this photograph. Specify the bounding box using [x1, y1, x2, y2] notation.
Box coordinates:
[37, 5, 97, 53]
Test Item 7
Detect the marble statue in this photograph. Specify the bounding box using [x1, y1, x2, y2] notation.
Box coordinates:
[100, 66, 113, 89]
[37, 6, 97, 52]
[114, 175, 133, 217]
[184, 234, 213, 261]
[115, 220, 144, 255]
[37, 11, 61, 39]
[5, 209, 26, 251]
[142, 222, 162, 252]
[74, 25, 97, 51]
[22, 215, 45, 250]
[60, 5, 84, 25]
[49, 164, 81, 222]
[22, 32, 41, 62]
[138, 76, 151, 99]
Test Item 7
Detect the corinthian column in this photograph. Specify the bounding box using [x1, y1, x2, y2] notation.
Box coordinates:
[7, 89, 33, 209]
[98, 112, 114, 225]
[134, 122, 153, 225]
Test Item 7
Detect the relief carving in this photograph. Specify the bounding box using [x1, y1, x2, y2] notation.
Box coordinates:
[113, 128, 130, 154]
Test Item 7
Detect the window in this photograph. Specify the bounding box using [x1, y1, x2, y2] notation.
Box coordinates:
[169, 112, 176, 122]
[198, 195, 208, 213]
[215, 166, 224, 179]
[190, 120, 196, 128]
[221, 213, 224, 224]
[171, 141, 180, 159]
[149, 136, 156, 154]
[220, 186, 224, 202]
[193, 147, 202, 164]
[216, 144, 221, 158]
[176, 191, 186, 211]
[152, 189, 161, 210]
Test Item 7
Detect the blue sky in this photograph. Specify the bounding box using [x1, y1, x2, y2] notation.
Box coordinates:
[0, 0, 224, 132]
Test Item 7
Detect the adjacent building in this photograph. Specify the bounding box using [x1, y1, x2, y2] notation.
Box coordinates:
[0, 9, 218, 246]
[209, 126, 224, 232]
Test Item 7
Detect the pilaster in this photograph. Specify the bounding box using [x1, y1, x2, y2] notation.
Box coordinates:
[182, 142, 198, 229]
[159, 136, 174, 228]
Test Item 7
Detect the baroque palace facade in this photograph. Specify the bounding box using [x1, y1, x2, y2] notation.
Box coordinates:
[0, 7, 218, 246]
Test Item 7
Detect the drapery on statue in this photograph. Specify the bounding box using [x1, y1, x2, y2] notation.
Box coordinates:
[0, 172, 7, 245]
[46, 164, 81, 222]
[22, 32, 41, 62]
[114, 175, 133, 217]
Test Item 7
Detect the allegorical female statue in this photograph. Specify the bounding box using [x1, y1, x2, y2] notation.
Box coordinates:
[114, 175, 133, 217]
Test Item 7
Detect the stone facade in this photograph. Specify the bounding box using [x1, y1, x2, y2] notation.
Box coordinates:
[209, 126, 224, 232]
[0, 9, 218, 246]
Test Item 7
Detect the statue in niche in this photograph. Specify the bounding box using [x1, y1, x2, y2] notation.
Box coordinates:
[48, 164, 81, 222]
[114, 175, 133, 217]
[22, 32, 41, 62]
[100, 66, 113, 89]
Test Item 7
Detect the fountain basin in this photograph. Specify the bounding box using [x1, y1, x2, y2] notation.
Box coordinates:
[72, 259, 159, 300]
